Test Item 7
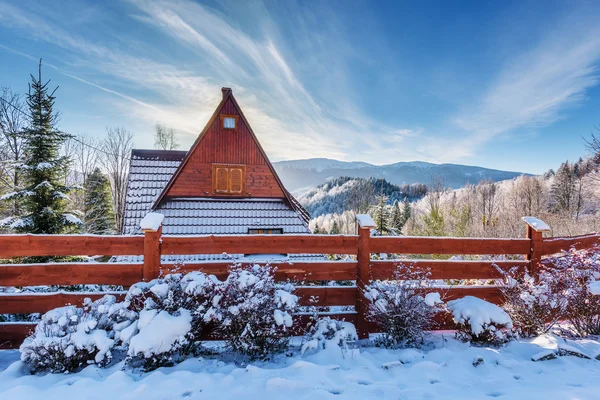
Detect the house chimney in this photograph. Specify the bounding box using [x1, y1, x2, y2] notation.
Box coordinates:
[221, 87, 232, 99]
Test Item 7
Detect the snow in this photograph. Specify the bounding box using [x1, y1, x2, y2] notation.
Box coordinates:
[5, 333, 600, 399]
[424, 292, 443, 307]
[522, 216, 551, 232]
[128, 309, 192, 358]
[356, 214, 376, 228]
[139, 212, 164, 231]
[64, 213, 83, 225]
[447, 296, 513, 335]
[589, 281, 600, 295]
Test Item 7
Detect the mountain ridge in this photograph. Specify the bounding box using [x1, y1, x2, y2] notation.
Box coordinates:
[272, 158, 528, 194]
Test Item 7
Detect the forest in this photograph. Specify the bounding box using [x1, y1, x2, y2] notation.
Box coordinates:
[308, 136, 600, 238]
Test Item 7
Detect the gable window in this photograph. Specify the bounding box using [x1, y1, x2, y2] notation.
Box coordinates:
[221, 114, 238, 129]
[248, 228, 283, 234]
[212, 164, 246, 194]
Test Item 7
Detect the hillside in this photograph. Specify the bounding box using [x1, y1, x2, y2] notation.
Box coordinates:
[298, 176, 427, 217]
[273, 158, 527, 194]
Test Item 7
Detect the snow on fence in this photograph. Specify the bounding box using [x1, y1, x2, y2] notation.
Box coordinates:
[0, 215, 598, 348]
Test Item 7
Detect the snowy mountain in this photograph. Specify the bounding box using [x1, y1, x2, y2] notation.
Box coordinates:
[273, 158, 527, 194]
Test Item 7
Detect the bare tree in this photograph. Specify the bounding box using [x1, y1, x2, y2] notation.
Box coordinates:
[154, 124, 179, 150]
[101, 127, 133, 232]
[0, 87, 27, 219]
[0, 88, 26, 193]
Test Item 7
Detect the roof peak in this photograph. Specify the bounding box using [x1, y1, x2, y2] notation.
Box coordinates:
[221, 87, 232, 99]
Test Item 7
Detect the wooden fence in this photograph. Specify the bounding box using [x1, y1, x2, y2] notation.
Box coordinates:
[0, 216, 598, 348]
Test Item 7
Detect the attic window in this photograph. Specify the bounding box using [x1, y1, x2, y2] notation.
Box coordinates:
[212, 164, 246, 194]
[248, 228, 283, 234]
[221, 114, 237, 129]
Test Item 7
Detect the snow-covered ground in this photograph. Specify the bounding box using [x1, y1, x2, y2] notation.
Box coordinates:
[2, 333, 600, 399]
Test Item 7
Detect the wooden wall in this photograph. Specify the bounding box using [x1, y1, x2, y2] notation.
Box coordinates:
[166, 98, 285, 199]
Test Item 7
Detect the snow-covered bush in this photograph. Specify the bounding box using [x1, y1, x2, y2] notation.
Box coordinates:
[301, 317, 357, 356]
[215, 265, 298, 360]
[497, 267, 567, 338]
[20, 295, 129, 373]
[124, 272, 220, 370]
[448, 296, 513, 346]
[545, 247, 600, 337]
[365, 264, 443, 347]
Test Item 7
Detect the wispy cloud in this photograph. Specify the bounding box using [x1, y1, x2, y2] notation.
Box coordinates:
[1, 0, 599, 166]
[444, 10, 600, 160]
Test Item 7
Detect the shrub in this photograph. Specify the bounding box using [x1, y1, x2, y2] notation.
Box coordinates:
[365, 264, 442, 347]
[214, 265, 298, 360]
[20, 295, 127, 373]
[544, 247, 600, 337]
[124, 272, 220, 369]
[497, 267, 567, 338]
[447, 296, 513, 346]
[301, 317, 358, 357]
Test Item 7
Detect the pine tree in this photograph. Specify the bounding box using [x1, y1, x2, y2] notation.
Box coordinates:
[0, 60, 79, 234]
[390, 200, 404, 234]
[329, 220, 340, 235]
[550, 161, 575, 215]
[401, 198, 411, 227]
[372, 194, 390, 234]
[84, 168, 115, 234]
[313, 223, 322, 234]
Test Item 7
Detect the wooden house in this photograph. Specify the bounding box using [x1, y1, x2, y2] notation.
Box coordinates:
[121, 88, 312, 262]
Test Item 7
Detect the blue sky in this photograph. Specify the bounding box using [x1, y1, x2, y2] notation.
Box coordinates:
[0, 0, 599, 174]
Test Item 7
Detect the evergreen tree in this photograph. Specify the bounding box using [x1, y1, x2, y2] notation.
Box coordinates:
[550, 161, 575, 215]
[371, 194, 390, 234]
[84, 168, 115, 234]
[390, 200, 404, 234]
[421, 207, 445, 237]
[401, 198, 411, 227]
[313, 223, 322, 234]
[329, 220, 340, 235]
[0, 60, 79, 234]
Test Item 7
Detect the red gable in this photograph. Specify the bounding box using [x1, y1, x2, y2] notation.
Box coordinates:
[153, 88, 307, 222]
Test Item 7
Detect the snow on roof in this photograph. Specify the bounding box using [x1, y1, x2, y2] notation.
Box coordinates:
[522, 217, 551, 232]
[120, 149, 317, 263]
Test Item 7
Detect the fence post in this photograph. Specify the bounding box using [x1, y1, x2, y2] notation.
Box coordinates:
[140, 213, 164, 281]
[356, 214, 375, 340]
[522, 217, 550, 278]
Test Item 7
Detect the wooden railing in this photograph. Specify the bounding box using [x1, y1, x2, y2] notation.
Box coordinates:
[0, 215, 598, 348]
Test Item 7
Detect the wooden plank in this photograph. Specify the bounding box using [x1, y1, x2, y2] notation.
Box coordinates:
[0, 323, 35, 349]
[142, 227, 162, 281]
[295, 286, 357, 306]
[0, 235, 144, 258]
[0, 263, 143, 286]
[371, 260, 528, 280]
[0, 292, 126, 314]
[370, 236, 530, 255]
[542, 234, 600, 255]
[356, 226, 372, 339]
[161, 235, 359, 255]
[165, 261, 357, 281]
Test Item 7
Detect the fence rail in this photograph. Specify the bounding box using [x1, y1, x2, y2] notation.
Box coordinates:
[0, 215, 599, 348]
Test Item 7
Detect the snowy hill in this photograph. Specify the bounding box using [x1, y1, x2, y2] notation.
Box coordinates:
[273, 158, 526, 194]
[298, 176, 427, 218]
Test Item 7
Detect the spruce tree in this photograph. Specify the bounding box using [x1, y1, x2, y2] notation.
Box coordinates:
[401, 198, 411, 227]
[0, 60, 79, 234]
[313, 223, 322, 234]
[390, 200, 403, 233]
[372, 194, 390, 234]
[550, 161, 575, 215]
[84, 168, 115, 234]
[329, 220, 340, 235]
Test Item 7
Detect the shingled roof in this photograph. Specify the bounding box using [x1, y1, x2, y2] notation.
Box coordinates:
[121, 149, 314, 262]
